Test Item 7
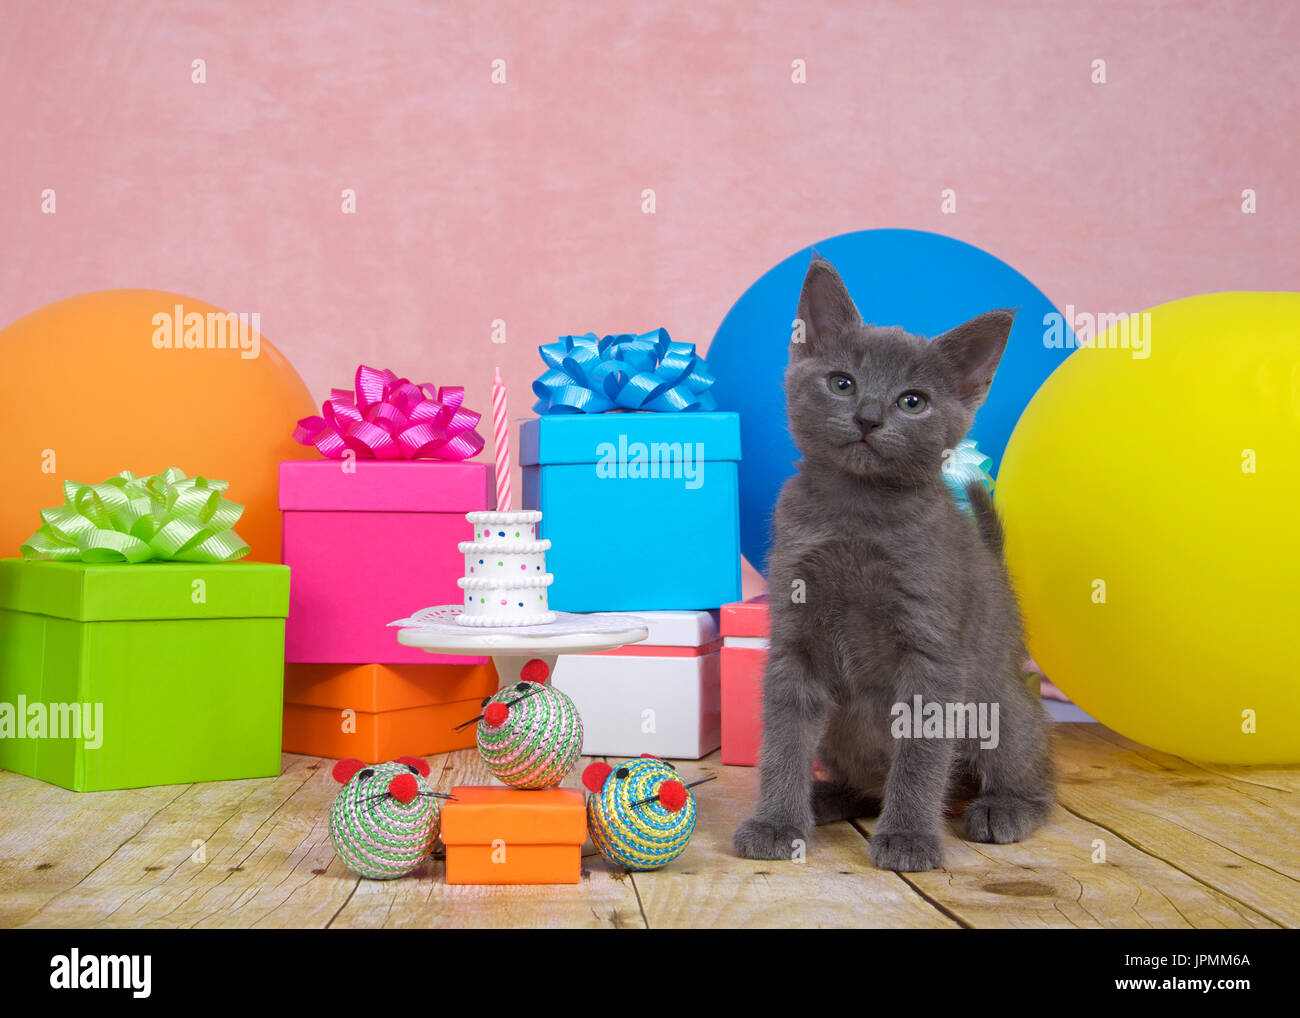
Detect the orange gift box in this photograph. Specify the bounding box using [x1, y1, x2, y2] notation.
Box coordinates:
[282, 662, 499, 762]
[284, 661, 498, 712]
[441, 786, 587, 884]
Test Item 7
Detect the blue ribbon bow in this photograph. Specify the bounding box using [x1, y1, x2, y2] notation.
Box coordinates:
[942, 439, 996, 514]
[532, 329, 717, 415]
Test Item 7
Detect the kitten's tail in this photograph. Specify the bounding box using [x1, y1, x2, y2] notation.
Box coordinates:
[966, 482, 1005, 556]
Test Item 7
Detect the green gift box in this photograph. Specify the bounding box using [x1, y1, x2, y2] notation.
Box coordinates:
[0, 559, 290, 791]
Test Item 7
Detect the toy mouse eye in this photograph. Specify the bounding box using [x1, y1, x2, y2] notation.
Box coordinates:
[406, 764, 421, 776]
[514, 682, 530, 691]
[480, 696, 492, 707]
[357, 768, 374, 781]
[616, 767, 629, 779]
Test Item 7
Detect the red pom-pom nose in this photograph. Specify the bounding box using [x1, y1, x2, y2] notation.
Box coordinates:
[658, 780, 688, 812]
[520, 658, 550, 683]
[388, 772, 418, 804]
[483, 702, 509, 728]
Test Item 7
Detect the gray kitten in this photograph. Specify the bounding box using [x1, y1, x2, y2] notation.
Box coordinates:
[734, 256, 1054, 872]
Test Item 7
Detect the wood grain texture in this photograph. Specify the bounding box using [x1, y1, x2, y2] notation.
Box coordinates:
[0, 724, 1294, 929]
[854, 805, 1277, 929]
[628, 760, 957, 929]
[1052, 725, 1300, 928]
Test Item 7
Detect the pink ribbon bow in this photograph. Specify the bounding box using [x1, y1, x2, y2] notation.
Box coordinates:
[294, 365, 486, 460]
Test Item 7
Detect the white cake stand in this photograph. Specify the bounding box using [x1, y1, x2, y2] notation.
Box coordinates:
[389, 606, 649, 686]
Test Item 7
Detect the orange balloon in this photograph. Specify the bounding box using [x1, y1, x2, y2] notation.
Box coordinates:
[0, 290, 317, 561]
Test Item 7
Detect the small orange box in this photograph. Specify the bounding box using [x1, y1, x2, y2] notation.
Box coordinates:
[282, 698, 485, 763]
[441, 786, 587, 884]
[284, 661, 498, 713]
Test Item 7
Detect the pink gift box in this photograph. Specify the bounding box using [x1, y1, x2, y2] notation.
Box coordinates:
[720, 596, 769, 766]
[720, 594, 769, 638]
[279, 459, 493, 665]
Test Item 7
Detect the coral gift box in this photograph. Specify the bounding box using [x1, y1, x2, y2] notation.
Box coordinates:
[440, 786, 587, 884]
[720, 596, 769, 767]
[282, 661, 498, 763]
[520, 413, 742, 611]
[551, 610, 721, 759]
[279, 459, 492, 665]
[0, 558, 289, 791]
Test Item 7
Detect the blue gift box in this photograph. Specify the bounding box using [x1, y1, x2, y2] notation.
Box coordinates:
[520, 412, 742, 611]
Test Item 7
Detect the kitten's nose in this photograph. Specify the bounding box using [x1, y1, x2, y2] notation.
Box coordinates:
[856, 400, 884, 433]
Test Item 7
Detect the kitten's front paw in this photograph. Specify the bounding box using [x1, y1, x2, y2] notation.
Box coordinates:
[734, 817, 808, 861]
[963, 795, 1049, 844]
[869, 830, 944, 872]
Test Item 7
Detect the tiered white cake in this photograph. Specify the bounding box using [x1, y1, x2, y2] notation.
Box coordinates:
[456, 510, 556, 627]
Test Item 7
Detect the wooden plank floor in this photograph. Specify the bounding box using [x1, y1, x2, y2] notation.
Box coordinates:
[0, 724, 1295, 929]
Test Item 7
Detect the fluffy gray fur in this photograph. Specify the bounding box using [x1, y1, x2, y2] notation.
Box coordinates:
[734, 256, 1054, 872]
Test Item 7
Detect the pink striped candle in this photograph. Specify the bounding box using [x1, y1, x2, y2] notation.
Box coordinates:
[492, 367, 512, 512]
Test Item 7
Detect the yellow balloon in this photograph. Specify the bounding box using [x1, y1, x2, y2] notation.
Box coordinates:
[997, 292, 1300, 764]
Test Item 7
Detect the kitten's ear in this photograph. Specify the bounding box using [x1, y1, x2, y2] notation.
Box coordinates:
[794, 256, 860, 357]
[931, 309, 1016, 406]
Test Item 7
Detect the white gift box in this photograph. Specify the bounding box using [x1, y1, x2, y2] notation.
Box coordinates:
[550, 610, 721, 760]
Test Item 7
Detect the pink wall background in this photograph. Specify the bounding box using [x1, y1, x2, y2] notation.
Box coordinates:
[2, 0, 1296, 588]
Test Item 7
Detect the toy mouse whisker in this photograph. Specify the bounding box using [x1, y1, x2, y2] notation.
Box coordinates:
[454, 684, 543, 730]
[629, 774, 717, 808]
[505, 686, 543, 708]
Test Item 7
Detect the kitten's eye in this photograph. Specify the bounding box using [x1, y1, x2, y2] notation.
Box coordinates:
[897, 392, 928, 414]
[827, 373, 855, 395]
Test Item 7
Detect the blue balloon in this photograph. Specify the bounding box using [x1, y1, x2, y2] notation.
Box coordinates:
[708, 228, 1074, 574]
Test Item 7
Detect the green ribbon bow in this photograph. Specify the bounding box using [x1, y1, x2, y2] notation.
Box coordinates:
[20, 468, 250, 564]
